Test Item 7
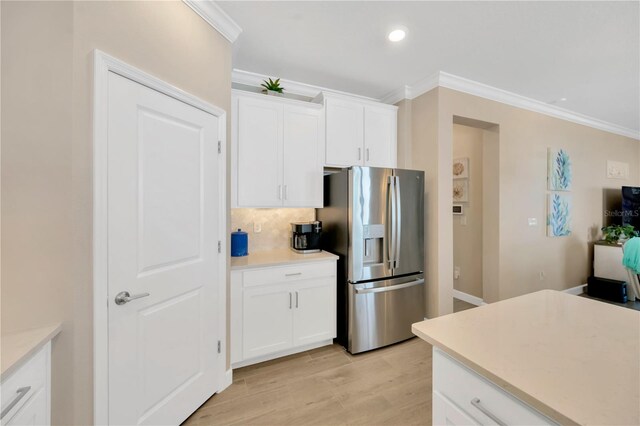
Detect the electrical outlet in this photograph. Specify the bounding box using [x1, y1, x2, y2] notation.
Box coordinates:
[528, 218, 538, 226]
[539, 271, 545, 281]
[253, 222, 262, 233]
[454, 267, 461, 280]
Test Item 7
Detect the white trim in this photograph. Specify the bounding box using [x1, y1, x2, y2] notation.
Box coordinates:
[232, 69, 380, 103]
[563, 284, 587, 296]
[231, 339, 333, 369]
[220, 369, 233, 392]
[183, 0, 242, 43]
[92, 49, 227, 425]
[453, 289, 486, 306]
[389, 71, 639, 139]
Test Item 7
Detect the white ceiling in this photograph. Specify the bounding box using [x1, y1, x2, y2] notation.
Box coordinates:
[218, 1, 640, 134]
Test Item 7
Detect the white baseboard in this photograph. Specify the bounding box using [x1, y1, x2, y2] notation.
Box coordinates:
[453, 289, 486, 306]
[219, 369, 232, 392]
[563, 284, 586, 296]
[231, 339, 333, 369]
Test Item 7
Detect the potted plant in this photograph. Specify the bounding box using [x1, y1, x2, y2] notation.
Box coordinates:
[601, 224, 639, 244]
[261, 78, 285, 96]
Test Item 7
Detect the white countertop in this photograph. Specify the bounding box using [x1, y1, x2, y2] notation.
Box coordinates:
[412, 290, 640, 426]
[230, 249, 338, 271]
[1, 323, 62, 381]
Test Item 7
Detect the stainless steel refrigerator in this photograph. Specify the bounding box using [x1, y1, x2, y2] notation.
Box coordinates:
[317, 166, 425, 354]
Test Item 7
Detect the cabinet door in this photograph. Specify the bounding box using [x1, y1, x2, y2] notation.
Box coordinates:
[364, 105, 397, 168]
[433, 391, 479, 426]
[283, 105, 323, 207]
[325, 98, 364, 167]
[237, 97, 283, 207]
[243, 285, 293, 359]
[5, 387, 48, 426]
[292, 278, 336, 346]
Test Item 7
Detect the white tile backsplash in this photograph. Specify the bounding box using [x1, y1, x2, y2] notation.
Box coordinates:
[231, 208, 316, 252]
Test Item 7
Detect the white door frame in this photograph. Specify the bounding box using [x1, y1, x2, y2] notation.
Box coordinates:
[92, 50, 228, 425]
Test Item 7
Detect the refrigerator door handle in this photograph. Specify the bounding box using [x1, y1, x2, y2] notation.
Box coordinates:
[394, 176, 402, 265]
[354, 278, 425, 294]
[387, 175, 397, 269]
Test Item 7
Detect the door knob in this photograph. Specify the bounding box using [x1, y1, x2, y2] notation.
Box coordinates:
[115, 291, 150, 305]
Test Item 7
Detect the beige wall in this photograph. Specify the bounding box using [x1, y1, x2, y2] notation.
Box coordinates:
[231, 208, 315, 252]
[1, 2, 232, 424]
[401, 86, 639, 316]
[452, 124, 484, 298]
[399, 89, 453, 318]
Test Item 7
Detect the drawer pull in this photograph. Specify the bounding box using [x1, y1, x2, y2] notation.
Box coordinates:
[285, 272, 302, 277]
[1, 386, 31, 420]
[471, 398, 507, 426]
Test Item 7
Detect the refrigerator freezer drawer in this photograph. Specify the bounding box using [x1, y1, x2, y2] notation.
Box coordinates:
[348, 275, 425, 354]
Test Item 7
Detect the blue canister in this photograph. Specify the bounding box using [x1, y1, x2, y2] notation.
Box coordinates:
[231, 229, 248, 257]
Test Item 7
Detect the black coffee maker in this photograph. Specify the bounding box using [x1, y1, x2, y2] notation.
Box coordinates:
[290, 221, 322, 253]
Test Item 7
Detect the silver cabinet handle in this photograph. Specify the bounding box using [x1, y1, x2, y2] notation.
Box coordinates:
[295, 291, 299, 308]
[285, 272, 302, 277]
[358, 147, 362, 161]
[470, 398, 507, 426]
[366, 148, 370, 162]
[1, 386, 31, 420]
[289, 292, 292, 309]
[115, 291, 150, 305]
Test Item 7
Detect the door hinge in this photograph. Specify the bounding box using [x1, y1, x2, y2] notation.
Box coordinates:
[217, 340, 221, 354]
[218, 241, 222, 253]
[218, 140, 222, 154]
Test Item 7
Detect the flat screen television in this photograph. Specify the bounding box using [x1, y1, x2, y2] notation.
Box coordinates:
[621, 186, 640, 230]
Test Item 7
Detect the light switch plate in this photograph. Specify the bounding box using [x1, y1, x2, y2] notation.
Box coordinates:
[607, 160, 629, 179]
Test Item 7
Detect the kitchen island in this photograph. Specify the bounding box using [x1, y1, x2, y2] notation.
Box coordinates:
[412, 290, 639, 426]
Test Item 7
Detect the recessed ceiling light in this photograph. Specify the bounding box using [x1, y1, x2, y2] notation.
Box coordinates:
[560, 97, 568, 101]
[388, 29, 406, 42]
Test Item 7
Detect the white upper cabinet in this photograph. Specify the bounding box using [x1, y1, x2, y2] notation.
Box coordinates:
[364, 104, 397, 168]
[325, 97, 364, 167]
[237, 96, 283, 207]
[321, 93, 397, 169]
[283, 105, 323, 207]
[232, 91, 323, 208]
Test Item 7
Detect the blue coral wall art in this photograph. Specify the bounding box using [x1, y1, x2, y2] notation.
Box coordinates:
[547, 193, 572, 237]
[548, 148, 572, 191]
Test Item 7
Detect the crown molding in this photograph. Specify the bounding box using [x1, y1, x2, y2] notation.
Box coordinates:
[183, 0, 242, 43]
[232, 69, 380, 103]
[390, 71, 638, 140]
[435, 72, 639, 140]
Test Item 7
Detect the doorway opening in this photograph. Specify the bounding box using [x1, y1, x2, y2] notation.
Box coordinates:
[451, 116, 499, 312]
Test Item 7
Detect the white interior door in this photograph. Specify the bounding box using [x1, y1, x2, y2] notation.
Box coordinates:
[283, 105, 323, 207]
[107, 72, 220, 425]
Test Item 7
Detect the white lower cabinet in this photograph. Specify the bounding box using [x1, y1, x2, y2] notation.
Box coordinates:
[231, 260, 337, 367]
[1, 343, 51, 426]
[433, 348, 558, 426]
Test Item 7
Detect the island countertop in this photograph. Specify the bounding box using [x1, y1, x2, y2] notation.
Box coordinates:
[412, 290, 640, 426]
[230, 249, 338, 271]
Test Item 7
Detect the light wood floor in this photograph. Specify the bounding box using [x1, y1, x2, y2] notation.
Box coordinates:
[183, 338, 433, 426]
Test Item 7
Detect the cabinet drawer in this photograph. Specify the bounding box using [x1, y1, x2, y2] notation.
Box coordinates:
[1, 344, 48, 424]
[433, 348, 557, 426]
[242, 261, 335, 287]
